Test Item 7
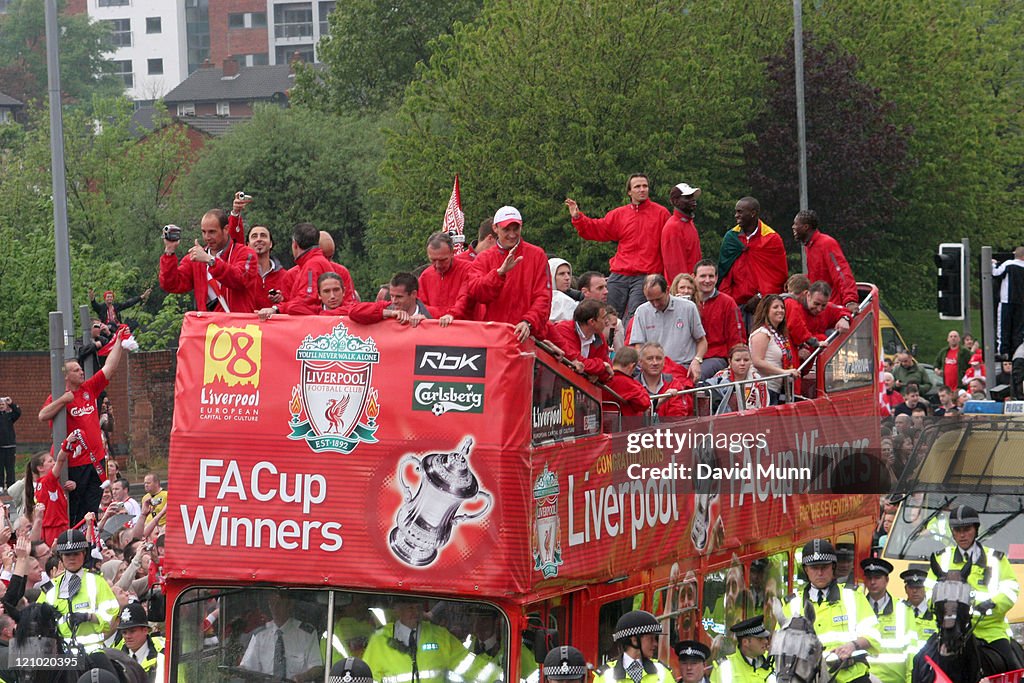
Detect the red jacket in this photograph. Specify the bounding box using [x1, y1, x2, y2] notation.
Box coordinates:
[572, 200, 669, 275]
[252, 260, 294, 309]
[699, 289, 744, 359]
[805, 231, 858, 307]
[643, 371, 694, 418]
[280, 248, 342, 315]
[782, 296, 815, 347]
[719, 222, 788, 305]
[805, 302, 852, 339]
[159, 240, 258, 313]
[546, 320, 612, 381]
[466, 240, 551, 335]
[228, 212, 245, 244]
[661, 210, 702, 282]
[319, 303, 353, 316]
[347, 300, 435, 325]
[602, 371, 652, 417]
[418, 258, 473, 319]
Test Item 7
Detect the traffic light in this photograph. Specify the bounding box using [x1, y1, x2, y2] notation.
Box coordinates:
[935, 242, 965, 320]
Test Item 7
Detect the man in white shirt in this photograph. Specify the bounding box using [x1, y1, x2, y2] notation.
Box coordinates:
[109, 479, 142, 527]
[240, 590, 323, 681]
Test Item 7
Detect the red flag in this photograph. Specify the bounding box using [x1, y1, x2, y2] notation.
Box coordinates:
[442, 174, 466, 253]
[924, 655, 953, 683]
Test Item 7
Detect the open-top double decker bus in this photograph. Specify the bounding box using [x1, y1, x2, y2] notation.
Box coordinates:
[162, 285, 886, 682]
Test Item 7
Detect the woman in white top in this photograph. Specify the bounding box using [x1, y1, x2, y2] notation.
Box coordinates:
[748, 294, 800, 403]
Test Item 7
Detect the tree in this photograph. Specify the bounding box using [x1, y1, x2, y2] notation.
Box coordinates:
[291, 0, 483, 114]
[801, 0, 1024, 306]
[372, 0, 792, 275]
[0, 0, 122, 106]
[0, 100, 199, 350]
[745, 35, 912, 267]
[180, 105, 380, 291]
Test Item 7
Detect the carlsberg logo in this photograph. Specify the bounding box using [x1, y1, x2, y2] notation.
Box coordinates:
[413, 381, 485, 415]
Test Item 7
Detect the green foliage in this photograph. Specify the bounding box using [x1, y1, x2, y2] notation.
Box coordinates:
[373, 0, 792, 274]
[0, 99, 199, 350]
[292, 0, 483, 114]
[0, 0, 122, 106]
[802, 0, 1024, 307]
[180, 105, 382, 291]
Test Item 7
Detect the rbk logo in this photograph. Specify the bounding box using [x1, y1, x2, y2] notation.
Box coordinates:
[414, 346, 487, 378]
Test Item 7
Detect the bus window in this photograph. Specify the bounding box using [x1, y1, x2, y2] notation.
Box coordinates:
[835, 533, 856, 586]
[701, 569, 726, 640]
[597, 595, 642, 666]
[172, 588, 509, 683]
[756, 552, 788, 630]
[654, 565, 702, 655]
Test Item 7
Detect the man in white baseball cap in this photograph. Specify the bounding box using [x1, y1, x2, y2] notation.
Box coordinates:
[465, 206, 553, 342]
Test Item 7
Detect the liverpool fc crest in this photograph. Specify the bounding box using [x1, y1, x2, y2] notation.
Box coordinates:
[287, 322, 380, 453]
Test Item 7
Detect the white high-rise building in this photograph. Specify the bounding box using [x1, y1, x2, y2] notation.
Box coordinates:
[87, 0, 188, 102]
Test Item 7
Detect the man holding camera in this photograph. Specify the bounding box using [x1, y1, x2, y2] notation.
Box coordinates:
[158, 209, 257, 313]
[0, 396, 19, 494]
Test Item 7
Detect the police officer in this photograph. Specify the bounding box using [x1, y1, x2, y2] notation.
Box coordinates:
[860, 558, 915, 683]
[329, 656, 374, 683]
[781, 540, 880, 683]
[926, 505, 1022, 672]
[362, 598, 493, 683]
[834, 544, 856, 587]
[710, 617, 774, 683]
[594, 611, 672, 683]
[899, 566, 935, 641]
[115, 602, 165, 682]
[673, 641, 710, 683]
[544, 645, 589, 683]
[39, 529, 120, 653]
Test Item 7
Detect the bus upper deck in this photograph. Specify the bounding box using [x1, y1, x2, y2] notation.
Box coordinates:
[163, 284, 887, 682]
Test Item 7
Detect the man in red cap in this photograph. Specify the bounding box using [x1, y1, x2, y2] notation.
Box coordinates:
[466, 206, 552, 342]
[661, 183, 703, 284]
[566, 174, 670, 322]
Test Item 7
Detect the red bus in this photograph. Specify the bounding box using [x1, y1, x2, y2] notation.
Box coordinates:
[162, 285, 885, 682]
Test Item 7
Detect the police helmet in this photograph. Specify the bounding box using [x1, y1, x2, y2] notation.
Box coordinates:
[801, 539, 837, 566]
[730, 616, 770, 639]
[543, 645, 589, 680]
[329, 657, 374, 683]
[612, 610, 663, 642]
[949, 505, 980, 530]
[116, 602, 149, 630]
[55, 529, 90, 555]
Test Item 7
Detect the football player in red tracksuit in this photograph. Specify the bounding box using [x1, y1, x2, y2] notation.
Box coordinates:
[159, 209, 258, 313]
[566, 174, 670, 321]
[258, 223, 339, 317]
[546, 300, 614, 382]
[465, 206, 552, 343]
[717, 198, 788, 325]
[661, 183, 703, 284]
[602, 347, 652, 417]
[791, 209, 859, 312]
[418, 232, 476, 320]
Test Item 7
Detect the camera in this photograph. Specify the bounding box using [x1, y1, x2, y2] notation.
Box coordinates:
[236, 191, 253, 201]
[162, 224, 182, 241]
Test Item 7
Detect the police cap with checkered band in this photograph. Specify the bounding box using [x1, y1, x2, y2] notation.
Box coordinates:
[543, 646, 589, 680]
[612, 610, 663, 642]
[801, 539, 837, 566]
